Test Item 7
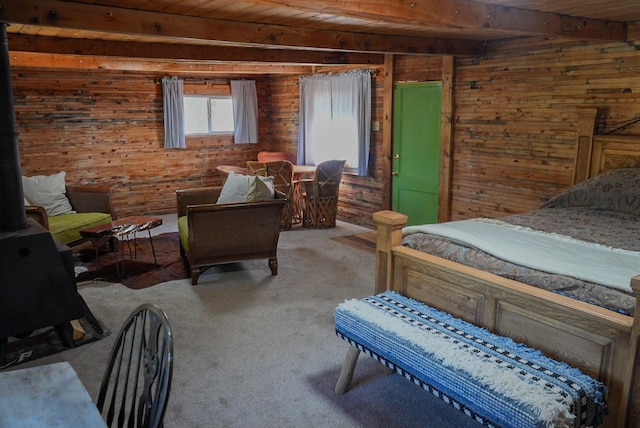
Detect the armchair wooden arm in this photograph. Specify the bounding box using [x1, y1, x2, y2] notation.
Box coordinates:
[25, 205, 49, 229]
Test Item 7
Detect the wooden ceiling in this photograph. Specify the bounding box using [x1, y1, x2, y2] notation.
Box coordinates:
[1, 0, 640, 73]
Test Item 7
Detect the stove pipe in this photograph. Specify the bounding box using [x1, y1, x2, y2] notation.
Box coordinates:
[0, 22, 27, 231]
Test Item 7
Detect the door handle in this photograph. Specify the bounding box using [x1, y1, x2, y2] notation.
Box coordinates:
[391, 171, 399, 177]
[393, 154, 400, 160]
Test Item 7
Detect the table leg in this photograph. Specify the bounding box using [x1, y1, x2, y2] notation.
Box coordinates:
[148, 229, 157, 264]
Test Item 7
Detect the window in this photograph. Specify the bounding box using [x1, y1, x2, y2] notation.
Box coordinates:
[298, 70, 371, 176]
[184, 96, 234, 135]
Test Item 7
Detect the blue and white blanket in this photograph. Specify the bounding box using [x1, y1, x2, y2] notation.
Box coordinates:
[335, 292, 607, 428]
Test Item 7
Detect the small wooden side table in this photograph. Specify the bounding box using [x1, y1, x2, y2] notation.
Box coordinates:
[80, 215, 163, 275]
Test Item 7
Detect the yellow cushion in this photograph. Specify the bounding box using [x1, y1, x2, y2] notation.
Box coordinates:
[178, 215, 189, 251]
[49, 212, 112, 244]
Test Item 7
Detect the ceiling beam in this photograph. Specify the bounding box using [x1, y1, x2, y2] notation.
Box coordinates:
[247, 0, 628, 41]
[0, 0, 487, 56]
[7, 34, 385, 65]
[8, 51, 315, 74]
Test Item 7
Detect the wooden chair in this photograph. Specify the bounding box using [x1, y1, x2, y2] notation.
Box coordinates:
[246, 160, 295, 230]
[257, 151, 297, 165]
[97, 303, 173, 428]
[301, 160, 345, 229]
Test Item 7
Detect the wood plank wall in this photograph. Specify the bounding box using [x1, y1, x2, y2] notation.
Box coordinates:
[13, 22, 640, 228]
[14, 69, 263, 218]
[450, 22, 640, 220]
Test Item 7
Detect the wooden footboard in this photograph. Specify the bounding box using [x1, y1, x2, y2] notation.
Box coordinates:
[373, 210, 640, 428]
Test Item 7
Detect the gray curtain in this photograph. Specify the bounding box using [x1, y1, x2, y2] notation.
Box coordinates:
[297, 70, 371, 176]
[162, 77, 186, 149]
[230, 80, 258, 144]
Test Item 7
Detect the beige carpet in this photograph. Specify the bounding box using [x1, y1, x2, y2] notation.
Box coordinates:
[331, 231, 377, 253]
[10, 219, 482, 428]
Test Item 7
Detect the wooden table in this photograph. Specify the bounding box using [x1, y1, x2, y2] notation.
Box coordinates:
[0, 361, 107, 427]
[216, 164, 248, 182]
[80, 215, 163, 274]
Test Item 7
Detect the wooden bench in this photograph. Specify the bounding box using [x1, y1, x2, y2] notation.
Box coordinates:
[334, 291, 607, 428]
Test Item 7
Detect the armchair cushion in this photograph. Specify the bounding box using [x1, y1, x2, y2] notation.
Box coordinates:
[49, 212, 113, 245]
[22, 171, 75, 216]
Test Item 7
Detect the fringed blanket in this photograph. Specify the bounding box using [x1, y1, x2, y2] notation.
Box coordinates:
[335, 292, 607, 428]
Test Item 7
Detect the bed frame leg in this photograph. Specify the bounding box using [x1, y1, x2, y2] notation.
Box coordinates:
[334, 346, 360, 393]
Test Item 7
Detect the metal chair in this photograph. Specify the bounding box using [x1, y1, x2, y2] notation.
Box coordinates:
[246, 160, 295, 229]
[301, 160, 345, 228]
[97, 304, 173, 428]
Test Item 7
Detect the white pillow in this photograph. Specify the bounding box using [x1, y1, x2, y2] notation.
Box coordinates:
[217, 171, 254, 204]
[247, 176, 275, 202]
[22, 171, 75, 216]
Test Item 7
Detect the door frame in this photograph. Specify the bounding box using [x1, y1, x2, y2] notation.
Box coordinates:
[382, 55, 454, 223]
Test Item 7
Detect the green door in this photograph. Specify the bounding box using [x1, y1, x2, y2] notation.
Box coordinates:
[392, 82, 442, 226]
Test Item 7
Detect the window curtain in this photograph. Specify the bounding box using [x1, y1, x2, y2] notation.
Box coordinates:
[297, 70, 371, 176]
[162, 77, 186, 149]
[230, 80, 259, 144]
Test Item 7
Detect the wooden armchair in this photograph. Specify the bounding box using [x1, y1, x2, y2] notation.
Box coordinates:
[301, 160, 345, 229]
[26, 186, 116, 246]
[176, 186, 287, 285]
[246, 160, 294, 230]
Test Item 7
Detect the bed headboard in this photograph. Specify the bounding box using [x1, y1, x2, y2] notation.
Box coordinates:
[590, 135, 640, 177]
[574, 108, 640, 183]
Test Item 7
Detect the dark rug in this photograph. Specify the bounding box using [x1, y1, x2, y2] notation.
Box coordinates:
[331, 231, 377, 253]
[76, 232, 189, 289]
[2, 316, 109, 370]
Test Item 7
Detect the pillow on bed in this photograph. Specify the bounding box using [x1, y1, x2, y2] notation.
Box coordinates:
[541, 167, 640, 215]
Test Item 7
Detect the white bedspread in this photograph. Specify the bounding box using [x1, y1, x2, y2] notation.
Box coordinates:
[404, 218, 639, 292]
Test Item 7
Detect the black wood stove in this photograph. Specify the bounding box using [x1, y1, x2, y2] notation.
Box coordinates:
[0, 22, 87, 365]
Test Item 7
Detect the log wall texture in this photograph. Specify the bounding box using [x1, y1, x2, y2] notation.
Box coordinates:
[12, 21, 640, 228]
[450, 22, 640, 220]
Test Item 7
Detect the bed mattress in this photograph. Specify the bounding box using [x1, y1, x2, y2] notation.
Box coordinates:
[402, 207, 639, 316]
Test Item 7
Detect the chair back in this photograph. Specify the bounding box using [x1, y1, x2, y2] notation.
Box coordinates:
[97, 304, 173, 428]
[302, 160, 345, 228]
[312, 160, 346, 198]
[257, 151, 297, 165]
[246, 160, 294, 197]
[247, 160, 294, 229]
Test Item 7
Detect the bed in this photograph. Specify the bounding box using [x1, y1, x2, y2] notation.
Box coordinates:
[373, 134, 640, 428]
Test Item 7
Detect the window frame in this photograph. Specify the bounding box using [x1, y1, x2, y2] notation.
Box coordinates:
[183, 94, 234, 136]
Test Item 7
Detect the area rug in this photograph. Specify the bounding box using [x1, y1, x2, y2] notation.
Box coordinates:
[75, 232, 189, 289]
[2, 316, 109, 370]
[331, 231, 377, 253]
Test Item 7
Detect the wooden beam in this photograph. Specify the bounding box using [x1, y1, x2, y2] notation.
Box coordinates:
[7, 34, 385, 65]
[381, 54, 394, 210]
[8, 51, 314, 74]
[0, 0, 487, 56]
[439, 55, 454, 223]
[247, 0, 628, 41]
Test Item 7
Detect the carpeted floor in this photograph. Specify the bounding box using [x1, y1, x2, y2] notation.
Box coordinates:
[75, 232, 189, 289]
[6, 219, 483, 428]
[331, 231, 377, 253]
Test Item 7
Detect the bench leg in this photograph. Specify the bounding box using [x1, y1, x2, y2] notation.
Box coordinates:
[334, 346, 360, 393]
